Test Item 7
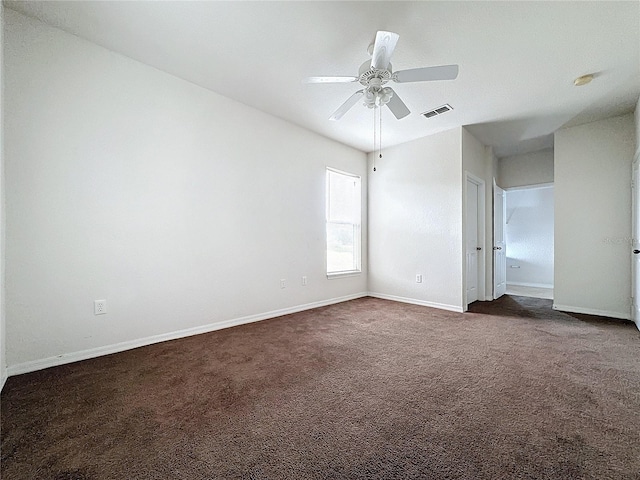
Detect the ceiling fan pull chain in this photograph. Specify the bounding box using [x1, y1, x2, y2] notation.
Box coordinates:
[379, 106, 383, 161]
[373, 106, 377, 172]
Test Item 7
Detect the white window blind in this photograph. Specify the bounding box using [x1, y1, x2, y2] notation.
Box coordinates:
[326, 168, 361, 276]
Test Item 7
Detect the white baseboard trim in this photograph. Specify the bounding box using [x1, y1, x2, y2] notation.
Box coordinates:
[368, 292, 464, 313]
[552, 303, 631, 320]
[6, 292, 369, 377]
[507, 282, 554, 289]
[1, 369, 7, 393]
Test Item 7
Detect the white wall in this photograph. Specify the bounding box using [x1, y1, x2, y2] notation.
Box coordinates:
[554, 114, 635, 319]
[462, 128, 493, 301]
[368, 127, 464, 312]
[505, 186, 554, 288]
[498, 149, 554, 188]
[4, 10, 368, 371]
[0, 2, 6, 390]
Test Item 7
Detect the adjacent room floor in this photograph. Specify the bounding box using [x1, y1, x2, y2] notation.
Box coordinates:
[506, 284, 554, 299]
[2, 296, 639, 479]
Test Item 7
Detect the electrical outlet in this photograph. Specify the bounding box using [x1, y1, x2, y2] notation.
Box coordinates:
[302, 276, 307, 286]
[280, 279, 286, 289]
[416, 274, 423, 283]
[94, 299, 107, 315]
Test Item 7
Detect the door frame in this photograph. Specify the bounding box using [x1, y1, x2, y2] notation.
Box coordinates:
[464, 172, 486, 310]
[632, 155, 640, 329]
[493, 180, 507, 299]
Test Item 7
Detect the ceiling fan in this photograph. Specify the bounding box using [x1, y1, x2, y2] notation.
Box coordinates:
[305, 31, 459, 121]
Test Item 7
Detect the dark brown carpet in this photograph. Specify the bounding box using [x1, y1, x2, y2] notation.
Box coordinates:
[2, 295, 640, 479]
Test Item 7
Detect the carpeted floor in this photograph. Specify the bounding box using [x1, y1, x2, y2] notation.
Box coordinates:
[2, 295, 639, 479]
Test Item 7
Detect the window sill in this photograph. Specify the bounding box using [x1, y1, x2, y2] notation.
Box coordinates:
[327, 271, 362, 279]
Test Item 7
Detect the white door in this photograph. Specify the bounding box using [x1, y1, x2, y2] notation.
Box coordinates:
[632, 161, 640, 327]
[466, 180, 479, 304]
[493, 183, 507, 299]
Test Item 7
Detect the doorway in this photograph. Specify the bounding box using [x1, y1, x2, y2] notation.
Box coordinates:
[504, 184, 554, 300]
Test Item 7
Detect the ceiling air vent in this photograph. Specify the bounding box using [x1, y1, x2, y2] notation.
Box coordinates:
[422, 104, 453, 119]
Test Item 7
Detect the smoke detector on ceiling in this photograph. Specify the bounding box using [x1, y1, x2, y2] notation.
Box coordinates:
[574, 74, 594, 86]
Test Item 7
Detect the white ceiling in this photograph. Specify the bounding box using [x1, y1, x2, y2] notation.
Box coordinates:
[7, 1, 640, 156]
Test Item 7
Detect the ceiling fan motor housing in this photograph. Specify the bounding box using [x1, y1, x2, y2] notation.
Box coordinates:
[358, 60, 392, 88]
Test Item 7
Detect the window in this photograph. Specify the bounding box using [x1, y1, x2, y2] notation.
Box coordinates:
[326, 168, 361, 276]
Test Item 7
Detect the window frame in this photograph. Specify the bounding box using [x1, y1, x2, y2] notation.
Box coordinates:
[325, 167, 362, 278]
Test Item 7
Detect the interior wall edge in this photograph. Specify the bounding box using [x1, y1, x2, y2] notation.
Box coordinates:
[367, 292, 465, 313]
[635, 94, 639, 157]
[504, 182, 554, 192]
[6, 292, 369, 378]
[507, 281, 553, 289]
[552, 303, 630, 321]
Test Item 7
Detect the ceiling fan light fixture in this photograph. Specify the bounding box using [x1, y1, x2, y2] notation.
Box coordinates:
[379, 87, 393, 105]
[363, 89, 376, 108]
[362, 87, 394, 108]
[574, 74, 594, 86]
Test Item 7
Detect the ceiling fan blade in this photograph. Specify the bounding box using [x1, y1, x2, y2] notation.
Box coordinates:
[386, 89, 410, 119]
[394, 65, 459, 83]
[329, 90, 364, 121]
[303, 76, 359, 84]
[370, 31, 399, 70]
